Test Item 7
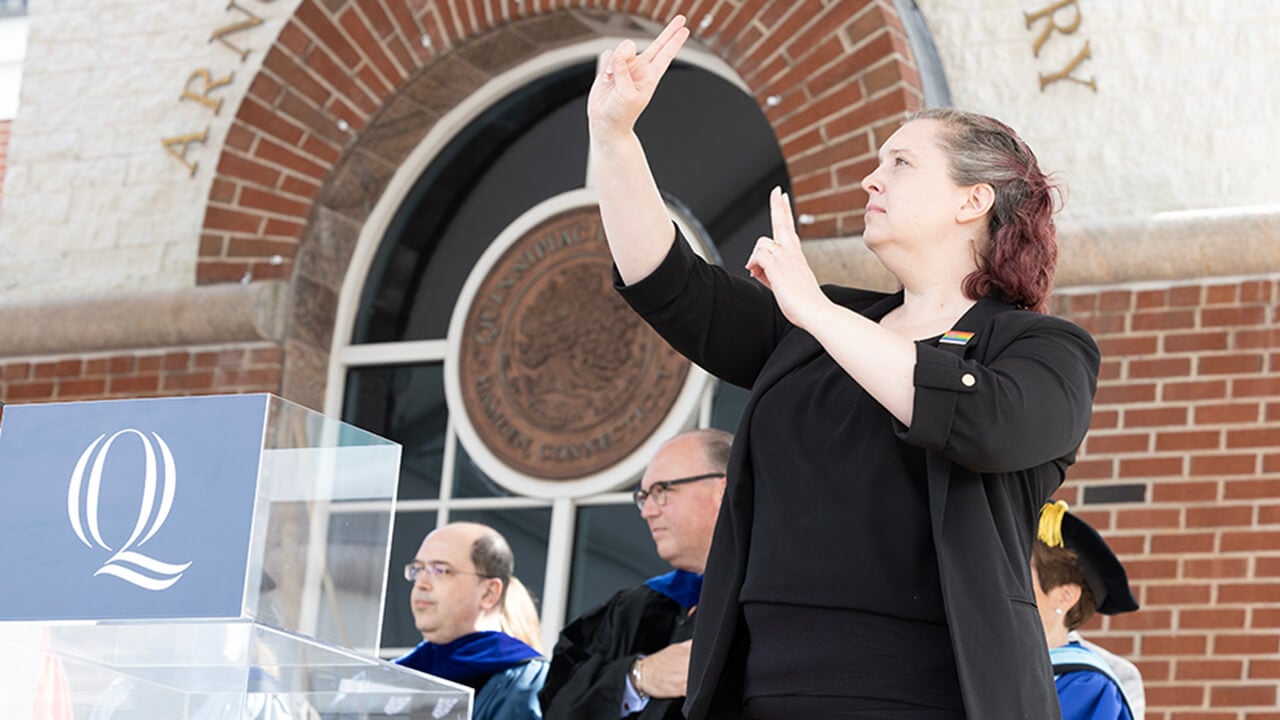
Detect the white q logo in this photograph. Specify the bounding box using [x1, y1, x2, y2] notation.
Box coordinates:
[67, 429, 193, 591]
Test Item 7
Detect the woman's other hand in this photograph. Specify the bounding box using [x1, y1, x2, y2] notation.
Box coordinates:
[587, 16, 689, 139]
[746, 187, 831, 329]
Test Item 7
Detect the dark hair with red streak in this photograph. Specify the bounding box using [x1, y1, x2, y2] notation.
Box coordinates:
[909, 109, 1063, 313]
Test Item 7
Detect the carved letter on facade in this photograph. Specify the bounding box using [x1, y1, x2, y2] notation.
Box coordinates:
[161, 128, 210, 177]
[1038, 41, 1097, 92]
[180, 69, 235, 113]
[210, 0, 265, 60]
[1024, 0, 1081, 57]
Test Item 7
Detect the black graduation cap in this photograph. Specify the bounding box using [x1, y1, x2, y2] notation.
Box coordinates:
[1038, 502, 1139, 616]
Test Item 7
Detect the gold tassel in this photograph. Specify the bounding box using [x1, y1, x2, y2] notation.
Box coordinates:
[1038, 500, 1069, 547]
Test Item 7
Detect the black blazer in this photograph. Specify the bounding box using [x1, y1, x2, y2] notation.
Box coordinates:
[616, 236, 1100, 720]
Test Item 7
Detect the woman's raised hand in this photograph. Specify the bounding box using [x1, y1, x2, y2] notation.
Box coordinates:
[746, 187, 830, 330]
[587, 16, 690, 138]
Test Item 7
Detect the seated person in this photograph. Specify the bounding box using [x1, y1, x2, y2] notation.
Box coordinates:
[501, 576, 545, 654]
[1034, 502, 1142, 720]
[397, 522, 547, 720]
[540, 429, 731, 719]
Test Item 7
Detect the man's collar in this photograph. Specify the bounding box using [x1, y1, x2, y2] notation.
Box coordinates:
[645, 569, 703, 609]
[395, 631, 541, 685]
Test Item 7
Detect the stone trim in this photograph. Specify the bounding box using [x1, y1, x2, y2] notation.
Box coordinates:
[805, 211, 1280, 293]
[1054, 210, 1280, 288]
[0, 281, 287, 359]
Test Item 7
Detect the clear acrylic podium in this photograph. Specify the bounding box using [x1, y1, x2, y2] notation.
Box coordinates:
[0, 394, 471, 719]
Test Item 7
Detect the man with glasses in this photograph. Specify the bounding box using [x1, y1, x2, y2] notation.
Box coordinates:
[541, 429, 731, 719]
[396, 522, 548, 720]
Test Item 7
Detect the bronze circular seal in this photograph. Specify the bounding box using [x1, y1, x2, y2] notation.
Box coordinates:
[456, 204, 690, 480]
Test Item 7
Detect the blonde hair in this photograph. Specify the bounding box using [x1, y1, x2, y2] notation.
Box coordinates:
[500, 576, 544, 654]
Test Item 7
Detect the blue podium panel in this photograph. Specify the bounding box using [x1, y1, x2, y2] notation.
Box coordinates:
[0, 395, 268, 621]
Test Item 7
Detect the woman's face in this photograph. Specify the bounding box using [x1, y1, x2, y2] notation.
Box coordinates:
[859, 119, 971, 253]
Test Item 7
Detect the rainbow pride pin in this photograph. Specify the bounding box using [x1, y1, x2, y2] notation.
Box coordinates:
[939, 330, 975, 346]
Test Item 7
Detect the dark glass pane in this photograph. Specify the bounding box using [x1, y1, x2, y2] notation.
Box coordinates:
[450, 507, 552, 620]
[379, 510, 438, 653]
[567, 503, 668, 620]
[638, 66, 790, 274]
[343, 364, 446, 500]
[353, 61, 788, 345]
[355, 66, 594, 344]
[710, 379, 750, 434]
[453, 440, 513, 498]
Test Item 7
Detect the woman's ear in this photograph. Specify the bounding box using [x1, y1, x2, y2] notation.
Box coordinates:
[956, 182, 995, 224]
[1053, 582, 1083, 611]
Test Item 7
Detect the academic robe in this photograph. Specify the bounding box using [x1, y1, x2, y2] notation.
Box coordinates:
[397, 631, 547, 720]
[1071, 633, 1145, 719]
[475, 660, 551, 720]
[1052, 643, 1134, 720]
[540, 571, 702, 720]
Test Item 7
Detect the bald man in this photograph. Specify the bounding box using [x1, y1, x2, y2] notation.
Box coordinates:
[540, 429, 731, 720]
[396, 522, 547, 720]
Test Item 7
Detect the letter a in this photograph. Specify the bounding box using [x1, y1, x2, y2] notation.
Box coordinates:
[161, 128, 210, 177]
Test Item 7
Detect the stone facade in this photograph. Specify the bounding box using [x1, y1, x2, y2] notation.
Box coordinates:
[0, 0, 299, 302]
[918, 0, 1280, 225]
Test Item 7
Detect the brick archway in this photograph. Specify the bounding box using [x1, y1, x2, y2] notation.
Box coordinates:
[199, 1, 920, 285]
[196, 1, 922, 407]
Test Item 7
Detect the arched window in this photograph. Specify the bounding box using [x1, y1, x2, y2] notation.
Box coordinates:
[334, 47, 787, 655]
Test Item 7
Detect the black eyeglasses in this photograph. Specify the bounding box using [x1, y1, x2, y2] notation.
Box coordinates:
[633, 473, 723, 511]
[404, 562, 491, 583]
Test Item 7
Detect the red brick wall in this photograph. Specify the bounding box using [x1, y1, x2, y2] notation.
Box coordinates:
[0, 345, 283, 404]
[1051, 278, 1280, 719]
